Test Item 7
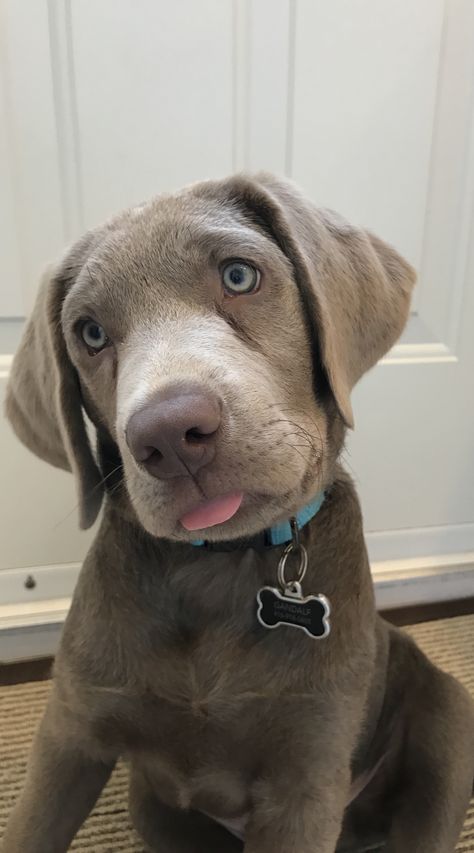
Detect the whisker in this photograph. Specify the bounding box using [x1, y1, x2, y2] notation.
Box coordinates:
[264, 403, 327, 483]
[108, 476, 126, 497]
[282, 443, 309, 464]
[279, 431, 317, 450]
[268, 419, 319, 456]
[53, 463, 124, 528]
[340, 448, 358, 480]
[96, 463, 124, 491]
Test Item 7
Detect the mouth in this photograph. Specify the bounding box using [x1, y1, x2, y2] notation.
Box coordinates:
[179, 491, 244, 531]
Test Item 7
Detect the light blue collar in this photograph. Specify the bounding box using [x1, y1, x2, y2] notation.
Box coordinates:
[266, 490, 325, 545]
[191, 490, 325, 550]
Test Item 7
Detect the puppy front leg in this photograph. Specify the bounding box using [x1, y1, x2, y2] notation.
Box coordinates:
[244, 766, 350, 853]
[385, 671, 474, 853]
[2, 694, 115, 853]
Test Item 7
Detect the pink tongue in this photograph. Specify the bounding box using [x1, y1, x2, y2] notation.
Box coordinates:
[180, 491, 244, 531]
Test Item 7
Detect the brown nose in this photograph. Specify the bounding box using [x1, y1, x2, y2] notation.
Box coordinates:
[126, 384, 221, 479]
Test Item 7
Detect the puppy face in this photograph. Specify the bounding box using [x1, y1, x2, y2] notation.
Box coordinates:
[62, 193, 334, 541]
[6, 174, 415, 538]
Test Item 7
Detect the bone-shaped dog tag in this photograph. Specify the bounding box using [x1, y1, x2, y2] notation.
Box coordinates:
[256, 584, 331, 639]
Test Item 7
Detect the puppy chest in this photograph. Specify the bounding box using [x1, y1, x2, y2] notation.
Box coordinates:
[138, 752, 252, 821]
[91, 678, 264, 760]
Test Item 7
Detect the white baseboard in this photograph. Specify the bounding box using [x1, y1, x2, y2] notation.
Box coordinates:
[0, 622, 65, 663]
[0, 562, 79, 662]
[372, 552, 474, 609]
[0, 553, 473, 663]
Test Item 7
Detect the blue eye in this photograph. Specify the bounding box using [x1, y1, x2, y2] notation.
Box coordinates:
[222, 261, 260, 295]
[81, 319, 109, 353]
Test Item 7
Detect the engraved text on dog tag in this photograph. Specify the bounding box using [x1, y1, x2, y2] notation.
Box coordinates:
[256, 584, 331, 639]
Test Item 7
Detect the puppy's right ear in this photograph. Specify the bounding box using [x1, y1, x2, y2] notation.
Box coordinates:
[5, 259, 103, 529]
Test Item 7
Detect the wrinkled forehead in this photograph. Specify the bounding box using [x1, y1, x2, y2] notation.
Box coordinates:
[62, 193, 291, 332]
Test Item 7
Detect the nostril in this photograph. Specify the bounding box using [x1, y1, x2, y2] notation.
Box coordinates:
[140, 446, 163, 464]
[185, 426, 215, 444]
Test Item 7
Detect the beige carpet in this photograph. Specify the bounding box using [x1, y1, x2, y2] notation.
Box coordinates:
[0, 615, 473, 852]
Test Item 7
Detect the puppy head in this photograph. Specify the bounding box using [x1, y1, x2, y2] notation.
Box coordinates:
[6, 174, 415, 541]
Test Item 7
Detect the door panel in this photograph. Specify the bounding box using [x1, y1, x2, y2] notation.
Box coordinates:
[70, 0, 236, 227]
[0, 373, 92, 572]
[0, 0, 64, 316]
[289, 0, 474, 550]
[0, 0, 473, 608]
[0, 84, 23, 318]
[291, 0, 444, 271]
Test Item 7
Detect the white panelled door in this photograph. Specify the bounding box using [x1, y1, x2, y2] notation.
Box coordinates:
[289, 0, 474, 562]
[1, 0, 473, 653]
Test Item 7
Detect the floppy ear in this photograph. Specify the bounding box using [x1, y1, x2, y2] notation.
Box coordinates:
[211, 173, 416, 427]
[5, 260, 104, 529]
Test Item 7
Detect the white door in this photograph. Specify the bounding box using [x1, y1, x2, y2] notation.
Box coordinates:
[1, 0, 473, 658]
[287, 0, 474, 598]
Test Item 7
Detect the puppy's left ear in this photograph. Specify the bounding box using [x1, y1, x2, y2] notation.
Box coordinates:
[5, 259, 104, 529]
[211, 174, 416, 427]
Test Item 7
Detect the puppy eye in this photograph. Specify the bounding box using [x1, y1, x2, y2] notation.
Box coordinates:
[221, 261, 260, 295]
[80, 319, 109, 353]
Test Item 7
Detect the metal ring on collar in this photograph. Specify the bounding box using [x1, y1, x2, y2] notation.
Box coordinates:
[277, 541, 309, 589]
